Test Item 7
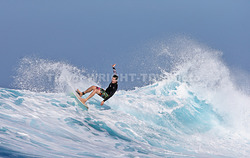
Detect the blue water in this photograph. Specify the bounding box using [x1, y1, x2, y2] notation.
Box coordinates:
[1, 79, 250, 158]
[1, 40, 250, 157]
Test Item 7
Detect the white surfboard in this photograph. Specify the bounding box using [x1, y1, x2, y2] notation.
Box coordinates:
[72, 90, 89, 110]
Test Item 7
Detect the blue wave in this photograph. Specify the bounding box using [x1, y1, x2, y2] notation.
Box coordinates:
[1, 77, 249, 157]
[2, 39, 250, 157]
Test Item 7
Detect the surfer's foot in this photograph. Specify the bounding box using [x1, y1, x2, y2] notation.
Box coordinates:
[76, 89, 84, 97]
[76, 90, 80, 95]
[80, 98, 87, 104]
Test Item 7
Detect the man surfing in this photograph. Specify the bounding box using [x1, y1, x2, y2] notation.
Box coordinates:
[76, 64, 118, 106]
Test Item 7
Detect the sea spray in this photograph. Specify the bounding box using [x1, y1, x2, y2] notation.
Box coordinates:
[13, 57, 97, 93]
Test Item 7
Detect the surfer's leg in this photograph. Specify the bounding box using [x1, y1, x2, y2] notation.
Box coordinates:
[81, 86, 101, 103]
[84, 87, 101, 101]
[84, 86, 97, 93]
[76, 89, 84, 97]
[77, 86, 98, 97]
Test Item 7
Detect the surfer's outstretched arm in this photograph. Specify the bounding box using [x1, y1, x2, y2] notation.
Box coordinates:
[112, 64, 117, 75]
[100, 64, 118, 105]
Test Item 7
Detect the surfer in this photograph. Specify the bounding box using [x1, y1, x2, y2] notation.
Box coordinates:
[76, 64, 118, 106]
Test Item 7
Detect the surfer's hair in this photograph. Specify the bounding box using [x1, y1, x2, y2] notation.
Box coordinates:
[113, 75, 118, 80]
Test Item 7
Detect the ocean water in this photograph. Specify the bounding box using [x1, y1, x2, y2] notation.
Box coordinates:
[1, 39, 250, 157]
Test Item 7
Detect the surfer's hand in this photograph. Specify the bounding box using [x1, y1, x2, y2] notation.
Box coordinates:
[112, 64, 116, 68]
[101, 101, 104, 106]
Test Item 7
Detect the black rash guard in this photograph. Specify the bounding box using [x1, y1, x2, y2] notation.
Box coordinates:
[103, 67, 118, 102]
[103, 82, 118, 102]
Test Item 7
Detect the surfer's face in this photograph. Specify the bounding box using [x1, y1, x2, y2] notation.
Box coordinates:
[112, 77, 117, 84]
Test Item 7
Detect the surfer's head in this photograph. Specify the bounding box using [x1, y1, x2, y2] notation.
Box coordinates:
[112, 75, 118, 83]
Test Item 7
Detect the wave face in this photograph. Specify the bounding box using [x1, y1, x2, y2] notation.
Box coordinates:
[1, 38, 250, 157]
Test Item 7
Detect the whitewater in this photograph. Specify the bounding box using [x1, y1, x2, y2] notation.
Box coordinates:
[1, 38, 250, 157]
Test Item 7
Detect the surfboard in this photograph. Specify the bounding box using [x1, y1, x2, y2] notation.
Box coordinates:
[72, 90, 89, 110]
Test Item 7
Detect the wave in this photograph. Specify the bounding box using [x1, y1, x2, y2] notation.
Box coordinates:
[1, 37, 250, 157]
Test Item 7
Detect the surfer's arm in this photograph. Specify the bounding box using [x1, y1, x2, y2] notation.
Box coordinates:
[112, 64, 117, 75]
[101, 101, 104, 106]
[103, 92, 115, 102]
[100, 93, 113, 106]
[101, 84, 115, 105]
[100, 64, 117, 105]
